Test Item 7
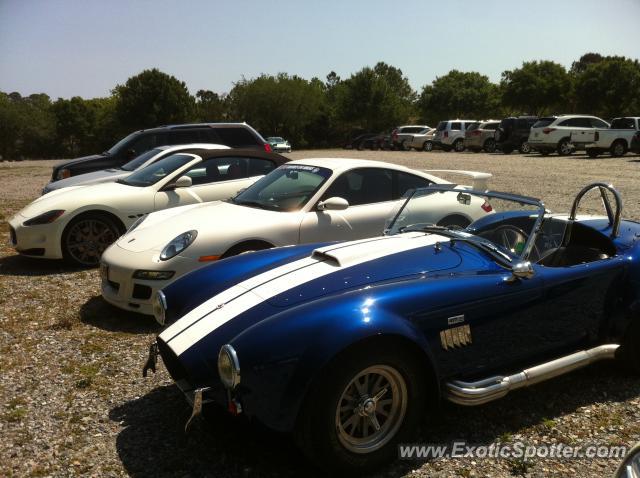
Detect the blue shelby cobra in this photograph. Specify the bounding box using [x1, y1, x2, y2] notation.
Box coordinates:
[145, 183, 640, 472]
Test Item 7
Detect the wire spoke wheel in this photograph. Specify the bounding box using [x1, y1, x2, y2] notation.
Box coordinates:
[335, 365, 407, 454]
[65, 218, 118, 266]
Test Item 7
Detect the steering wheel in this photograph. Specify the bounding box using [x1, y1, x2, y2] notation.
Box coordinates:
[491, 225, 539, 259]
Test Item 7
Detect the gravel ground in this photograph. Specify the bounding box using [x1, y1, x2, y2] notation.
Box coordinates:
[1, 149, 639, 478]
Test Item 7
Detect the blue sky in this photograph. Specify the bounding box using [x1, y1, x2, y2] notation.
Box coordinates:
[1, 0, 639, 99]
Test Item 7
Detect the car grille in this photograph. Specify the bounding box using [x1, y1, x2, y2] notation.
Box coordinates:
[9, 226, 17, 246]
[132, 284, 152, 300]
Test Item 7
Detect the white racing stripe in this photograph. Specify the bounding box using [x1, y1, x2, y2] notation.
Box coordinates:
[163, 232, 449, 357]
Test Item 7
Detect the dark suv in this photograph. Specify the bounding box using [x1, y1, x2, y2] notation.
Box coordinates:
[51, 123, 269, 181]
[495, 116, 538, 154]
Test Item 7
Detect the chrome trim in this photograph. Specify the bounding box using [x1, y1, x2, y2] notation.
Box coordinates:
[445, 344, 619, 406]
[569, 182, 622, 238]
[218, 344, 241, 389]
[153, 291, 167, 326]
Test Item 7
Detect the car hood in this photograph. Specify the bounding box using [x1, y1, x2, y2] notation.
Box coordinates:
[54, 153, 106, 169]
[117, 200, 291, 253]
[19, 181, 141, 219]
[159, 233, 461, 356]
[43, 169, 128, 193]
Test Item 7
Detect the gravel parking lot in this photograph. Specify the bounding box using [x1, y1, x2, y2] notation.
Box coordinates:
[1, 149, 639, 477]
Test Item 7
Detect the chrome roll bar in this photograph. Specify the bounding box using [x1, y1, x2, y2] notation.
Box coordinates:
[569, 183, 622, 238]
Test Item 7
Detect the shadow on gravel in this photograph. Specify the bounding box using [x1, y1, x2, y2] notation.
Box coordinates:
[109, 363, 639, 477]
[80, 296, 160, 334]
[0, 253, 84, 277]
[109, 385, 327, 478]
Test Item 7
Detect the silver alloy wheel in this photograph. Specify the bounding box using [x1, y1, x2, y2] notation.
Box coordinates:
[612, 142, 625, 157]
[559, 140, 572, 155]
[454, 140, 464, 152]
[520, 142, 531, 153]
[424, 141, 433, 151]
[65, 218, 118, 266]
[335, 365, 407, 454]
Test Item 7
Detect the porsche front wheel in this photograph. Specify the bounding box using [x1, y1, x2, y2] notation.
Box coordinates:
[294, 345, 426, 472]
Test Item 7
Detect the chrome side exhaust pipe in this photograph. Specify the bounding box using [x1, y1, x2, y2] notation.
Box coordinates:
[445, 344, 619, 406]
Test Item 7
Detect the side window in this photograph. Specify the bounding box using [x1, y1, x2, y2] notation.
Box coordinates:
[591, 118, 610, 128]
[451, 122, 462, 130]
[247, 158, 277, 176]
[394, 172, 433, 199]
[576, 118, 593, 128]
[516, 119, 529, 129]
[322, 168, 393, 206]
[183, 157, 251, 185]
[214, 128, 258, 147]
[167, 130, 202, 145]
[127, 134, 155, 156]
[557, 119, 572, 127]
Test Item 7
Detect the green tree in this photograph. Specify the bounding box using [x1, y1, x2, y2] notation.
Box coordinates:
[228, 73, 325, 147]
[195, 90, 228, 122]
[335, 62, 416, 133]
[418, 70, 501, 125]
[573, 56, 640, 119]
[501, 60, 572, 116]
[113, 68, 195, 134]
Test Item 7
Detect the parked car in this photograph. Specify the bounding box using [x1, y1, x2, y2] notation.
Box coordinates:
[632, 130, 640, 154]
[391, 125, 431, 150]
[577, 117, 640, 158]
[463, 120, 500, 153]
[266, 137, 292, 153]
[50, 123, 270, 181]
[344, 133, 386, 151]
[101, 159, 492, 315]
[42, 144, 229, 194]
[528, 115, 610, 156]
[146, 182, 640, 473]
[407, 128, 436, 151]
[494, 116, 538, 154]
[9, 149, 289, 266]
[433, 120, 476, 152]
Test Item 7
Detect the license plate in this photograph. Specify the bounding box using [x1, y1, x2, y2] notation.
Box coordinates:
[100, 263, 109, 282]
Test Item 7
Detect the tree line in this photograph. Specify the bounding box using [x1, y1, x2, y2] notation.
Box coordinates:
[1, 52, 639, 159]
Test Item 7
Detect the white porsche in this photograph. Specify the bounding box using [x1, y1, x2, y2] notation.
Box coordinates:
[8, 148, 289, 266]
[100, 158, 493, 315]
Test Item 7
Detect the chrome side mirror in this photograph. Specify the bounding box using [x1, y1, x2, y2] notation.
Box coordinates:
[317, 197, 349, 211]
[614, 443, 640, 478]
[511, 261, 534, 280]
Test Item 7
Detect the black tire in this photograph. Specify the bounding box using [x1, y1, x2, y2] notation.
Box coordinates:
[221, 240, 272, 259]
[401, 140, 411, 151]
[617, 309, 640, 374]
[587, 148, 600, 158]
[610, 140, 627, 158]
[357, 141, 365, 151]
[294, 342, 427, 473]
[483, 138, 496, 153]
[453, 139, 465, 152]
[556, 138, 573, 156]
[423, 141, 433, 152]
[437, 214, 470, 229]
[540, 150, 551, 156]
[519, 142, 531, 154]
[61, 213, 123, 267]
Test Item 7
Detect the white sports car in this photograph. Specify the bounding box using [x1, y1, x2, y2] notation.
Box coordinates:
[100, 158, 492, 315]
[41, 143, 230, 194]
[8, 148, 289, 266]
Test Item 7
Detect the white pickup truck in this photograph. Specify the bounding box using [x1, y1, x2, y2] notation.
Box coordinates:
[571, 117, 640, 158]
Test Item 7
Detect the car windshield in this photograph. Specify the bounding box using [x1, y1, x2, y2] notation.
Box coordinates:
[386, 186, 550, 263]
[232, 164, 332, 212]
[436, 122, 447, 131]
[105, 131, 141, 155]
[120, 148, 163, 171]
[119, 153, 196, 187]
[466, 122, 480, 131]
[269, 137, 284, 142]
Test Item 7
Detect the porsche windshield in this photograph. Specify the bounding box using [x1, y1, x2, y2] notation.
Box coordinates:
[119, 153, 195, 187]
[233, 164, 332, 211]
[387, 186, 550, 261]
[120, 148, 163, 171]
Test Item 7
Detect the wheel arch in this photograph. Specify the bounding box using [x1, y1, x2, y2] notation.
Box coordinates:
[221, 238, 276, 258]
[62, 208, 127, 237]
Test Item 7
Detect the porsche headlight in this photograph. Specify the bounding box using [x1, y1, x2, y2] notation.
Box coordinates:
[23, 210, 65, 226]
[159, 230, 198, 261]
[127, 215, 147, 234]
[217, 344, 240, 389]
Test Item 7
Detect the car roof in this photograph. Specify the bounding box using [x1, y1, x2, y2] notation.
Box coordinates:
[155, 143, 230, 151]
[288, 158, 420, 174]
[134, 122, 261, 134]
[180, 148, 290, 164]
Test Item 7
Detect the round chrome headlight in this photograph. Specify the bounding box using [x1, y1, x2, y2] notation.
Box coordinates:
[217, 344, 240, 389]
[160, 230, 198, 261]
[152, 291, 167, 326]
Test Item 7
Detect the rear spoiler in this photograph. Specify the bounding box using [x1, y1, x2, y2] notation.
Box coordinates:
[421, 170, 492, 191]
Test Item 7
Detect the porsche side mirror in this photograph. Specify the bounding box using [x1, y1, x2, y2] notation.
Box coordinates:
[170, 176, 193, 189]
[511, 261, 534, 280]
[614, 442, 640, 478]
[317, 197, 349, 211]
